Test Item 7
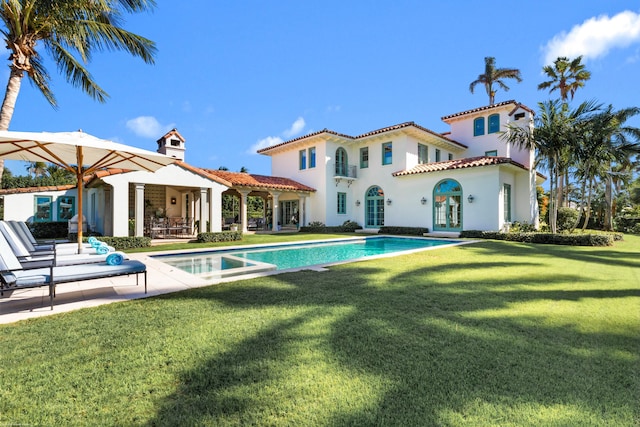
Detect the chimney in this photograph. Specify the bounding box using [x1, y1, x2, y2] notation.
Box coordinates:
[156, 128, 186, 161]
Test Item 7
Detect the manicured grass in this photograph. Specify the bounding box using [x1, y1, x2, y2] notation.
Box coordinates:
[1, 235, 639, 425]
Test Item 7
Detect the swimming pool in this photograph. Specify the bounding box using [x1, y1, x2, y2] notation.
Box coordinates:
[154, 236, 460, 280]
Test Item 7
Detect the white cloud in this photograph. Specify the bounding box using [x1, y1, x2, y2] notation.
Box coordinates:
[247, 136, 284, 154]
[126, 116, 175, 138]
[247, 117, 307, 154]
[542, 10, 640, 65]
[283, 117, 306, 138]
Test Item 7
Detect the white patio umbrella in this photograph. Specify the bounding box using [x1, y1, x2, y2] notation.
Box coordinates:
[0, 130, 176, 251]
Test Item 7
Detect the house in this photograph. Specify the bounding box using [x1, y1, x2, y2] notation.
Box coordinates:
[0, 101, 543, 236]
[258, 100, 543, 233]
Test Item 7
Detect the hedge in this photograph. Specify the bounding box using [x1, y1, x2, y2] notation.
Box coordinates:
[299, 221, 362, 233]
[196, 231, 243, 243]
[379, 226, 429, 235]
[459, 230, 621, 246]
[82, 236, 152, 250]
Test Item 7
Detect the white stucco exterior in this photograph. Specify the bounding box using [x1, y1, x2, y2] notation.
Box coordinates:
[260, 100, 543, 232]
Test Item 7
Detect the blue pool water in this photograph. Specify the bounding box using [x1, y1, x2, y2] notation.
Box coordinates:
[155, 236, 459, 279]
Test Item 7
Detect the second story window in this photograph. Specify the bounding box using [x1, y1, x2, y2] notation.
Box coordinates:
[335, 147, 348, 176]
[435, 148, 441, 162]
[382, 142, 392, 165]
[488, 114, 500, 134]
[448, 153, 453, 161]
[360, 147, 369, 168]
[418, 143, 428, 164]
[309, 147, 316, 168]
[337, 192, 346, 214]
[485, 150, 498, 156]
[474, 117, 485, 136]
[299, 149, 307, 170]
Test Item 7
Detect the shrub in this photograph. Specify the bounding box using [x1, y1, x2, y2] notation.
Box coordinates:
[379, 226, 429, 235]
[85, 236, 152, 250]
[460, 230, 616, 246]
[28, 221, 69, 239]
[299, 220, 362, 233]
[196, 231, 243, 243]
[556, 207, 579, 232]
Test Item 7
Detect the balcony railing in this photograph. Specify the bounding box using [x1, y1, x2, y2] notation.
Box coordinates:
[333, 163, 358, 178]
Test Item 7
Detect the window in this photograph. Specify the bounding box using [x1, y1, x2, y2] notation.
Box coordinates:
[433, 179, 462, 231]
[474, 117, 485, 136]
[418, 143, 428, 164]
[503, 184, 512, 222]
[382, 142, 392, 165]
[360, 147, 369, 168]
[365, 186, 385, 227]
[57, 196, 75, 221]
[485, 150, 498, 156]
[514, 112, 525, 120]
[34, 196, 52, 222]
[488, 114, 500, 134]
[448, 153, 453, 161]
[337, 192, 347, 214]
[308, 147, 316, 168]
[299, 149, 307, 170]
[335, 147, 348, 176]
[435, 148, 441, 162]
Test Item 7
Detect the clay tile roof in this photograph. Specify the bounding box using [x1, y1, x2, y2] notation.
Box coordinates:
[441, 100, 522, 121]
[392, 156, 524, 176]
[257, 129, 353, 154]
[204, 169, 316, 192]
[0, 184, 77, 195]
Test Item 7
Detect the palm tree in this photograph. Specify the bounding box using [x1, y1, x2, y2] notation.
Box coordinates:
[502, 100, 600, 233]
[469, 57, 522, 105]
[25, 160, 47, 177]
[538, 56, 591, 102]
[0, 0, 157, 181]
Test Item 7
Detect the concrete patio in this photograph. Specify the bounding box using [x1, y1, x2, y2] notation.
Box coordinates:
[0, 251, 213, 324]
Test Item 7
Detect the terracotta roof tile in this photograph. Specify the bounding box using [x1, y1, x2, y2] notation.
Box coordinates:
[392, 156, 526, 176]
[204, 169, 316, 192]
[441, 100, 534, 121]
[0, 184, 77, 195]
[258, 121, 467, 154]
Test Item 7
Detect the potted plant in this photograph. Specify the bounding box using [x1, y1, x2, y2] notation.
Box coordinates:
[230, 223, 238, 232]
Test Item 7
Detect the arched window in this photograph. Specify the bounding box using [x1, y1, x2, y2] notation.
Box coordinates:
[433, 179, 463, 231]
[335, 147, 348, 176]
[365, 186, 384, 228]
[473, 117, 485, 136]
[488, 114, 500, 134]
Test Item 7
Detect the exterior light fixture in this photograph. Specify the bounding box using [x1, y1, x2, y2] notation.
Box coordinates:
[386, 198, 392, 205]
[355, 200, 361, 206]
[420, 197, 427, 205]
[467, 195, 475, 203]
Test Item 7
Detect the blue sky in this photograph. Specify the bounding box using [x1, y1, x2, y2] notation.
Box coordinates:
[3, 0, 640, 176]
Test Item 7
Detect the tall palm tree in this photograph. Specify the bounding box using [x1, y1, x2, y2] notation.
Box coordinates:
[538, 56, 591, 102]
[538, 56, 591, 208]
[502, 99, 600, 233]
[0, 0, 157, 181]
[25, 160, 46, 177]
[469, 57, 522, 105]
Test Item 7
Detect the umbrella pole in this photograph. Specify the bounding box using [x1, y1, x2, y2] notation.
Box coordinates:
[76, 147, 84, 253]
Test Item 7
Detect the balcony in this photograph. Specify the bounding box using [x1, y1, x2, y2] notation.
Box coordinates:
[333, 163, 357, 186]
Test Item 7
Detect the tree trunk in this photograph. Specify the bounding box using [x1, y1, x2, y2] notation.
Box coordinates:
[0, 68, 25, 182]
[581, 177, 594, 231]
[548, 158, 557, 233]
[604, 173, 614, 231]
[570, 180, 586, 233]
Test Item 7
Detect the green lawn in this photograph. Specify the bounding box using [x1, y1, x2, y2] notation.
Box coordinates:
[1, 235, 639, 426]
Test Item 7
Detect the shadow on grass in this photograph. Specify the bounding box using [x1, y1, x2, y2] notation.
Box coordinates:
[148, 245, 640, 425]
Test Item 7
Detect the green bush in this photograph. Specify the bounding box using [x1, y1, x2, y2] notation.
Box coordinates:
[28, 221, 69, 239]
[379, 226, 429, 235]
[299, 220, 362, 233]
[83, 236, 152, 250]
[556, 207, 579, 232]
[460, 230, 617, 246]
[196, 231, 243, 243]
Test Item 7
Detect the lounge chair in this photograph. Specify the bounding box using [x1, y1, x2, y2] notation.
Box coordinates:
[0, 222, 125, 267]
[0, 229, 146, 310]
[8, 220, 114, 255]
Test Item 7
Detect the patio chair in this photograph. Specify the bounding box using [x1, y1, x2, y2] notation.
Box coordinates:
[0, 230, 146, 310]
[0, 222, 124, 267]
[8, 220, 114, 255]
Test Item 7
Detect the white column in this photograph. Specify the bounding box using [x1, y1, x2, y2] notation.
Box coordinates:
[199, 187, 208, 233]
[271, 191, 281, 231]
[134, 183, 145, 237]
[298, 195, 306, 227]
[238, 190, 251, 233]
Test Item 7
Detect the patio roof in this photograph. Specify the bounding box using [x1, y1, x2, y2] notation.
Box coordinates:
[203, 169, 316, 193]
